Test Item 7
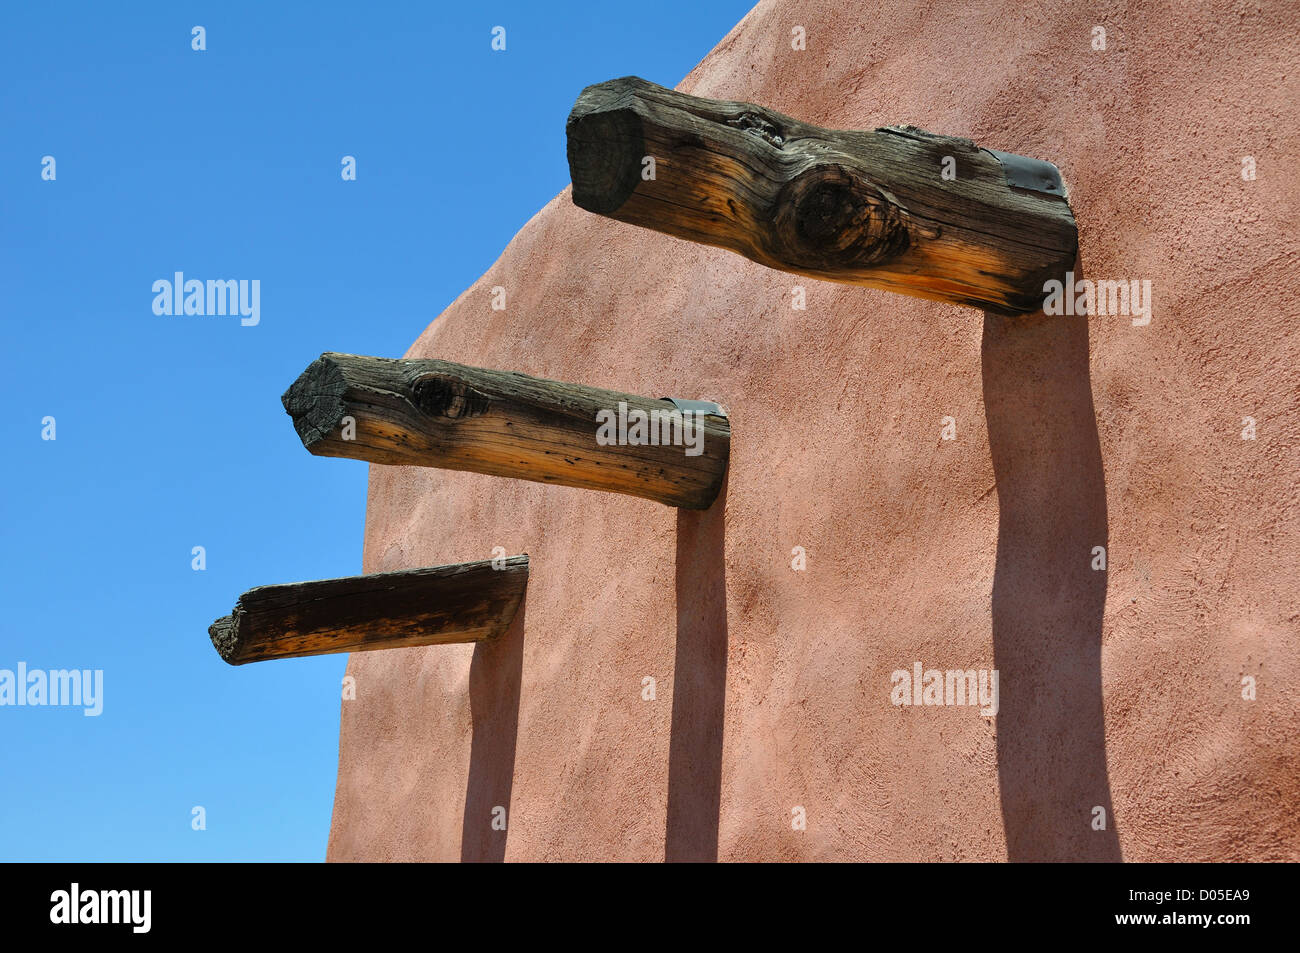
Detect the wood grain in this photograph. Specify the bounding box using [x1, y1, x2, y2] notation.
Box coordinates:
[282, 352, 730, 509]
[566, 76, 1077, 314]
[209, 557, 529, 665]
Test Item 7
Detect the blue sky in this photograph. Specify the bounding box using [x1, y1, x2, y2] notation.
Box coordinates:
[0, 0, 754, 861]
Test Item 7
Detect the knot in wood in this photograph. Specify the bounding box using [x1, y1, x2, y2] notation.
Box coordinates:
[411, 375, 492, 420]
[774, 164, 912, 269]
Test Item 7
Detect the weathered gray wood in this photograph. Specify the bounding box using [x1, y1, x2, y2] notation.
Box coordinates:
[566, 76, 1077, 314]
[282, 352, 729, 509]
[209, 556, 529, 665]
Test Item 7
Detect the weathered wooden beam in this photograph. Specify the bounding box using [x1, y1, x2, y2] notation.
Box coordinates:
[282, 352, 729, 509]
[209, 556, 529, 665]
[566, 76, 1077, 315]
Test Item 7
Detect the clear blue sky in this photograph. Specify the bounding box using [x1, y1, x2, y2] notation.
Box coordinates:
[0, 0, 754, 861]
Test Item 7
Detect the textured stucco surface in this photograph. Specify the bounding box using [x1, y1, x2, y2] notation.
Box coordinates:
[327, 0, 1300, 861]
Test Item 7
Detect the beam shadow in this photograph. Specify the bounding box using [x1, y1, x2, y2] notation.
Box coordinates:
[665, 477, 729, 862]
[460, 598, 526, 862]
[982, 263, 1122, 862]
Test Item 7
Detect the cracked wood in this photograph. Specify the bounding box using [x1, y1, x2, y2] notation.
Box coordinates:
[283, 352, 730, 509]
[208, 557, 529, 665]
[566, 76, 1077, 314]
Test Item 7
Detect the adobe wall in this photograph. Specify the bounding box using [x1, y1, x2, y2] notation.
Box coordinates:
[327, 0, 1300, 861]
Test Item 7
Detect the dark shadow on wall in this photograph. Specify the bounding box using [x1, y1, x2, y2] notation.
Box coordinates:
[982, 270, 1122, 862]
[665, 477, 729, 862]
[460, 598, 526, 862]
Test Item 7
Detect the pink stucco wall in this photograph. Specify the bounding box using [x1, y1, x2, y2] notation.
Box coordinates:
[327, 0, 1300, 861]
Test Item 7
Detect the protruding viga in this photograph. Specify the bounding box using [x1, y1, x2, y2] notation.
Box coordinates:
[282, 352, 730, 509]
[209, 558, 530, 665]
[566, 76, 1077, 315]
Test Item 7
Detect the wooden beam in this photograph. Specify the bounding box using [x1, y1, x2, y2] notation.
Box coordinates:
[209, 556, 529, 665]
[282, 352, 729, 509]
[566, 76, 1077, 315]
